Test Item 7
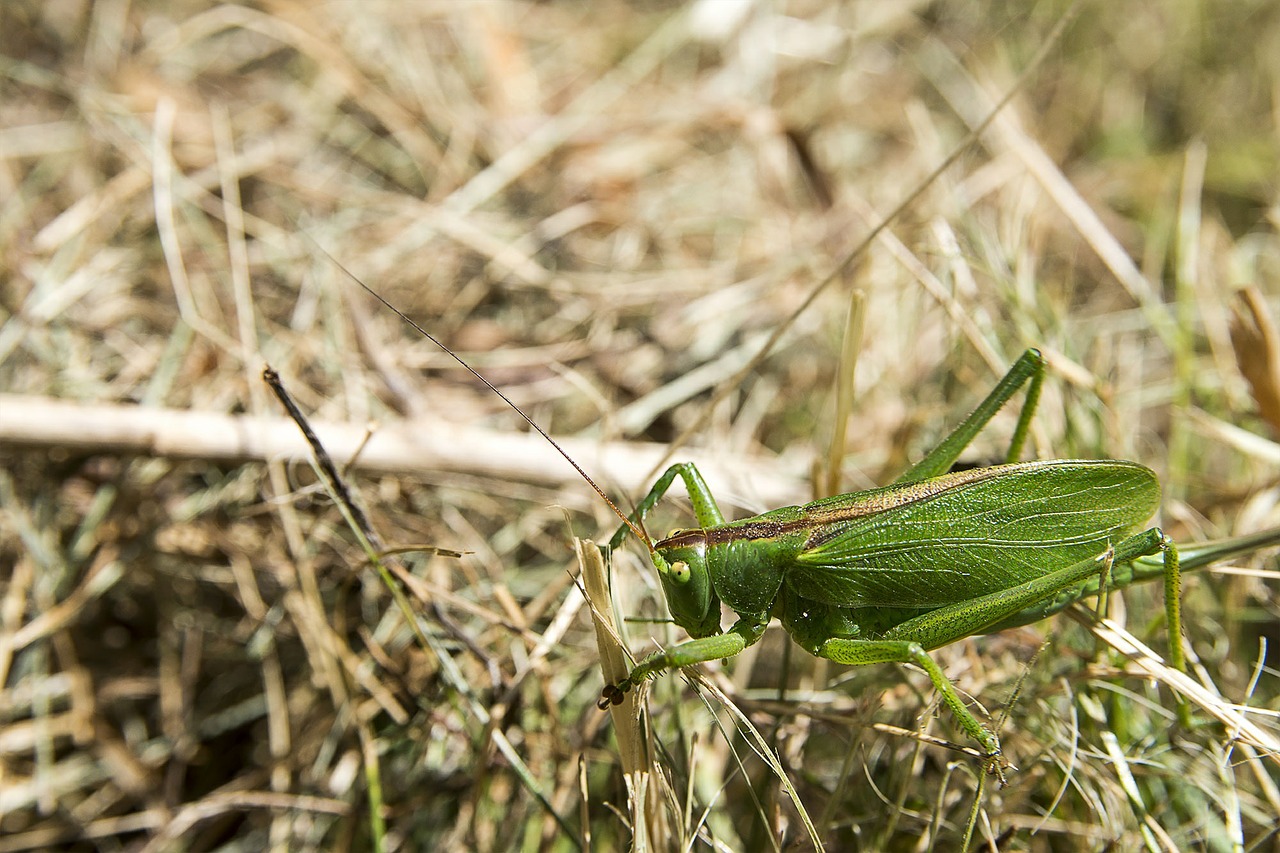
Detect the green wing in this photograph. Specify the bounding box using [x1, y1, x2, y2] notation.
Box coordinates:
[787, 460, 1159, 609]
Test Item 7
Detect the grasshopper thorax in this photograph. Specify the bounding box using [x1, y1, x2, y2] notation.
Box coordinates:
[652, 530, 722, 638]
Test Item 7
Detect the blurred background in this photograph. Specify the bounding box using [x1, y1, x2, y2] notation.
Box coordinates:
[1, 1, 1279, 849]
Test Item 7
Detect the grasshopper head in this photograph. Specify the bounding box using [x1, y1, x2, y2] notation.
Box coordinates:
[652, 529, 721, 638]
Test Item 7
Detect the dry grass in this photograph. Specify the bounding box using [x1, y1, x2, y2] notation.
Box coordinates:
[2, 1, 1280, 850]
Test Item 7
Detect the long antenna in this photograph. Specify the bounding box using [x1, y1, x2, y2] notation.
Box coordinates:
[310, 242, 654, 552]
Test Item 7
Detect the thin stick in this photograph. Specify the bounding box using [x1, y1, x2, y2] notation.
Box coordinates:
[264, 366, 380, 549]
[263, 366, 496, 677]
[0, 393, 806, 506]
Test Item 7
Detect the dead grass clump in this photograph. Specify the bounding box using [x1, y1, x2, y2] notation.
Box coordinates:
[2, 1, 1280, 849]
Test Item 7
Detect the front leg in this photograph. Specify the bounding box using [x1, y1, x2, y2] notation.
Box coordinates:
[598, 611, 769, 708]
[606, 462, 728, 551]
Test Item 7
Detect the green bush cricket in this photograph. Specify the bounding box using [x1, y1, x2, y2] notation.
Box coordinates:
[595, 348, 1172, 765]
[590, 346, 1280, 772]
[347, 272, 1278, 774]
